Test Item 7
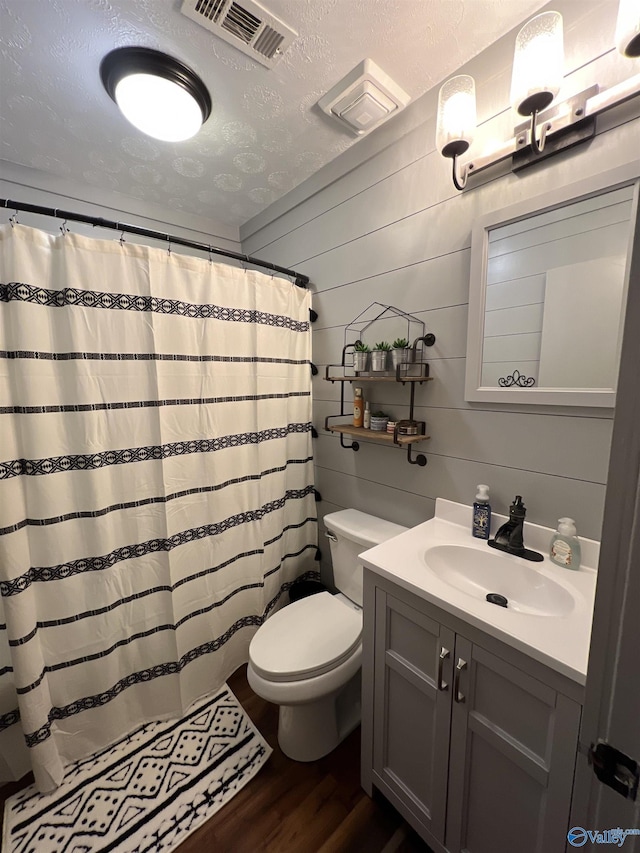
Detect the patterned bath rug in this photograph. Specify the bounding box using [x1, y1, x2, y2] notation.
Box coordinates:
[3, 685, 272, 853]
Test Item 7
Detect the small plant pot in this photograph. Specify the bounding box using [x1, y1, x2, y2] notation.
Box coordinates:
[370, 416, 389, 432]
[371, 350, 389, 372]
[353, 351, 369, 372]
[391, 348, 412, 369]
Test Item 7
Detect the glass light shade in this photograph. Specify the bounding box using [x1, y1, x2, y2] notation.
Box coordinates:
[510, 11, 564, 116]
[615, 0, 640, 57]
[436, 75, 476, 158]
[114, 73, 205, 142]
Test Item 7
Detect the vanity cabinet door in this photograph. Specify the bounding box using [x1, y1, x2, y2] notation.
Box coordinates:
[445, 638, 581, 853]
[372, 587, 455, 843]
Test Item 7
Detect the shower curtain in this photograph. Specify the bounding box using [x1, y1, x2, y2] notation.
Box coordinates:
[0, 223, 317, 791]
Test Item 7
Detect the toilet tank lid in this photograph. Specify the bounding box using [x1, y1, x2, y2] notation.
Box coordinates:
[324, 509, 407, 548]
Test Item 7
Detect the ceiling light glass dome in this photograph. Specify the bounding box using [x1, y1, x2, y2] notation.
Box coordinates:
[100, 47, 212, 142]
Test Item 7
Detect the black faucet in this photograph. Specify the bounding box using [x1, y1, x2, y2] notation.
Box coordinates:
[488, 495, 543, 562]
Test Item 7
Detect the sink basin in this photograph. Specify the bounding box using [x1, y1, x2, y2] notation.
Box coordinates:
[423, 545, 575, 617]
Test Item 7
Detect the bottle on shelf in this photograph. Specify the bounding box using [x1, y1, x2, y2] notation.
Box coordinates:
[363, 401, 371, 429]
[353, 387, 364, 428]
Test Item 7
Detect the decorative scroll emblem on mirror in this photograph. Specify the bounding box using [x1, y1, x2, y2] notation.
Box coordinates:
[465, 164, 639, 407]
[498, 369, 536, 388]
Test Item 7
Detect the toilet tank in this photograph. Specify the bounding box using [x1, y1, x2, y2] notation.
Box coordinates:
[324, 509, 407, 606]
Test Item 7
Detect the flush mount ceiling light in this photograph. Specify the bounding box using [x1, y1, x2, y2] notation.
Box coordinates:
[100, 47, 212, 142]
[436, 0, 640, 191]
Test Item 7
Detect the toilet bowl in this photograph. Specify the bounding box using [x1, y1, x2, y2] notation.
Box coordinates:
[247, 509, 407, 762]
[247, 591, 362, 761]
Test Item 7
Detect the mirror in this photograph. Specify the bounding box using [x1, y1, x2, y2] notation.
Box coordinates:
[465, 164, 639, 407]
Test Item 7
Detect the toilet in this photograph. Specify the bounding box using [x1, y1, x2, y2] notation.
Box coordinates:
[247, 509, 407, 762]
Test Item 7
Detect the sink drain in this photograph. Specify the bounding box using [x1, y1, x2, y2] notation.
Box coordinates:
[486, 593, 508, 608]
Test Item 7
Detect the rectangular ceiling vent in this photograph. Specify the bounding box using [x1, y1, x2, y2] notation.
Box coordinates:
[180, 0, 297, 68]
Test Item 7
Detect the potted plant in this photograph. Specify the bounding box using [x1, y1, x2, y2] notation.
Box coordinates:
[352, 341, 370, 372]
[371, 341, 391, 372]
[370, 410, 390, 431]
[391, 337, 411, 369]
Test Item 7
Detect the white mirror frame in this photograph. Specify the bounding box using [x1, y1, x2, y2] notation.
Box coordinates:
[465, 163, 640, 408]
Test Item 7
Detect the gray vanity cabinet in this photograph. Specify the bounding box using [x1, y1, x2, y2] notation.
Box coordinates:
[445, 637, 582, 853]
[361, 571, 583, 853]
[370, 589, 455, 840]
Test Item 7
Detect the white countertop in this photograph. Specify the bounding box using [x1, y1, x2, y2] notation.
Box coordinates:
[359, 499, 598, 685]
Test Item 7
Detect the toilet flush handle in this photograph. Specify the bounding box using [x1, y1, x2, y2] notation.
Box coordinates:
[324, 531, 338, 542]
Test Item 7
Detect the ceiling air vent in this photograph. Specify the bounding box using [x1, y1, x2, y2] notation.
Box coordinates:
[180, 0, 297, 68]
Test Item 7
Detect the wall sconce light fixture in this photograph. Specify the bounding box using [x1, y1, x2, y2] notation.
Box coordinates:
[100, 47, 212, 142]
[435, 75, 476, 189]
[510, 11, 564, 154]
[436, 2, 640, 190]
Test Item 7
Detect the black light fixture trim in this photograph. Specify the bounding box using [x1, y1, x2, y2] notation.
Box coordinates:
[515, 91, 556, 155]
[625, 32, 640, 58]
[441, 139, 470, 192]
[100, 46, 212, 125]
[512, 114, 596, 173]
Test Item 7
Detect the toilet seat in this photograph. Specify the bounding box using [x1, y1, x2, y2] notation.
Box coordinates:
[249, 592, 362, 683]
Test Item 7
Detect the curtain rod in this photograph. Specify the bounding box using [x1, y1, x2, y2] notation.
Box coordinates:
[0, 198, 309, 288]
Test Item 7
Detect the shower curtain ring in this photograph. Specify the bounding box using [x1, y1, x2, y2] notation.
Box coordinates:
[60, 219, 69, 236]
[208, 246, 213, 265]
[9, 210, 18, 227]
[119, 229, 126, 247]
[167, 240, 172, 257]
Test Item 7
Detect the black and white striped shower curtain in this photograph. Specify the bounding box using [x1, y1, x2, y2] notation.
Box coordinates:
[0, 223, 317, 791]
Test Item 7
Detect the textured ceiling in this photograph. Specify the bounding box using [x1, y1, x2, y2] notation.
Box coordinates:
[0, 0, 548, 228]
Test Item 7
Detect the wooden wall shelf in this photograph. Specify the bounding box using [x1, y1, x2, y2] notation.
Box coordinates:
[326, 423, 430, 446]
[323, 363, 433, 466]
[322, 308, 437, 466]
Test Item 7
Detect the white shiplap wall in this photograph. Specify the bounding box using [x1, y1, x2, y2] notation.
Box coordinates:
[241, 1, 640, 584]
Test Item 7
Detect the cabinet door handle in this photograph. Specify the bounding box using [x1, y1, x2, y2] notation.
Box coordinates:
[437, 646, 450, 691]
[454, 658, 467, 703]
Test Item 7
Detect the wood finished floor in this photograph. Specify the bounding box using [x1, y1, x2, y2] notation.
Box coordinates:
[0, 665, 432, 852]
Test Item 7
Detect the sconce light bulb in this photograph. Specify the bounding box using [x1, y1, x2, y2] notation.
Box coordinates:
[510, 11, 564, 116]
[615, 0, 640, 57]
[436, 75, 476, 158]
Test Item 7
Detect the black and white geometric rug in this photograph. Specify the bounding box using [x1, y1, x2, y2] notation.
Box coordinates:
[3, 686, 271, 853]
